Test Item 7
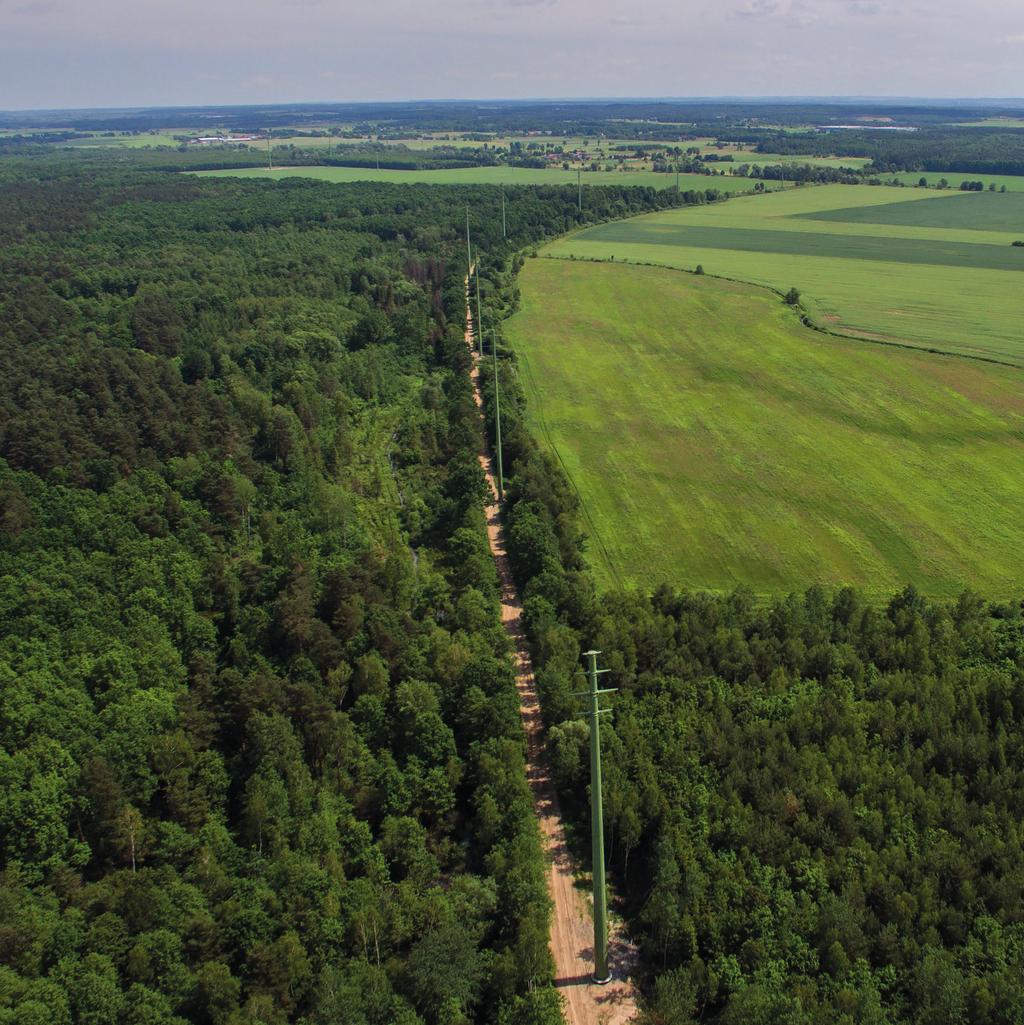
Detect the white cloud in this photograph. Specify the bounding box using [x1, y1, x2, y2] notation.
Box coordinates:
[847, 0, 884, 14]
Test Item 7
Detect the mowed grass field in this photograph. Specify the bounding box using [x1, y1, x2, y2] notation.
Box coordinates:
[506, 259, 1024, 596]
[195, 164, 756, 192]
[65, 132, 185, 148]
[545, 184, 1024, 362]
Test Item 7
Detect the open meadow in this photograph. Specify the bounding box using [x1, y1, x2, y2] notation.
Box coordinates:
[544, 183, 1024, 362]
[195, 163, 757, 191]
[884, 170, 1024, 191]
[505, 259, 1024, 596]
[953, 117, 1024, 129]
[738, 152, 872, 169]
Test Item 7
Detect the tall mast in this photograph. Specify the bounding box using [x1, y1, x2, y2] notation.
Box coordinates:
[577, 650, 615, 984]
[493, 331, 503, 500]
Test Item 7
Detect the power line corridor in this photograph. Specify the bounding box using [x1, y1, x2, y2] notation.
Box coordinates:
[463, 276, 638, 1025]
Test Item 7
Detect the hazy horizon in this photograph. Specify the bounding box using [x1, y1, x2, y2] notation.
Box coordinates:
[4, 95, 1024, 117]
[2, 0, 1022, 111]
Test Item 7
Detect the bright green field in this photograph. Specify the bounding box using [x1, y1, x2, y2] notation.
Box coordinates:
[194, 164, 756, 192]
[545, 185, 1024, 362]
[506, 259, 1024, 596]
[885, 171, 1024, 192]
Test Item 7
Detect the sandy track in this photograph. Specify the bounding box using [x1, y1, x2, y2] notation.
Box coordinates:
[464, 277, 638, 1025]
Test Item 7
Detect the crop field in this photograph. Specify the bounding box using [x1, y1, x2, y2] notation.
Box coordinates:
[195, 163, 757, 191]
[544, 184, 1024, 362]
[505, 259, 1024, 596]
[805, 190, 1024, 230]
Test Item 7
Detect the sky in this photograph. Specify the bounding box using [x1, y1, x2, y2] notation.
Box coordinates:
[1, 0, 1022, 110]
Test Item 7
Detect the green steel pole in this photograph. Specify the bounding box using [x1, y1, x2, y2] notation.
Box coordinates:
[578, 166, 582, 213]
[586, 649, 610, 983]
[501, 190, 506, 239]
[465, 206, 471, 278]
[475, 266, 484, 358]
[493, 332, 503, 502]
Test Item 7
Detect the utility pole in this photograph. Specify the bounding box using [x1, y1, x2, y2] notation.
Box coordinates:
[501, 189, 506, 239]
[577, 166, 583, 214]
[576, 650, 616, 984]
[474, 265, 484, 359]
[267, 136, 273, 171]
[465, 206, 472, 279]
[676, 163, 680, 198]
[493, 331, 503, 501]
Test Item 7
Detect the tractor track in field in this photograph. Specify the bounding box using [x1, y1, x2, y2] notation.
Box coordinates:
[464, 273, 638, 1025]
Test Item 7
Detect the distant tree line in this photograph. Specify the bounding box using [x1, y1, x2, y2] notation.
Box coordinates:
[757, 128, 1024, 177]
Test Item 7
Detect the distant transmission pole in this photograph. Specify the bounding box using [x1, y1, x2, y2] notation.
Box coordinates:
[474, 265, 484, 358]
[492, 331, 504, 500]
[575, 650, 615, 984]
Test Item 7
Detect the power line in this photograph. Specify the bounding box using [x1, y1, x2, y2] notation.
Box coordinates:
[493, 330, 504, 501]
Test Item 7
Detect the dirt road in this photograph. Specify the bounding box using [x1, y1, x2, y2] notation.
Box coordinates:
[464, 278, 638, 1025]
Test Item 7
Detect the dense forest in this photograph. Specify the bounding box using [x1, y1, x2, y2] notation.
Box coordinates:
[470, 247, 1024, 1024]
[0, 143, 496, 175]
[4, 140, 1024, 1025]
[0, 155, 691, 1025]
[756, 128, 1024, 176]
